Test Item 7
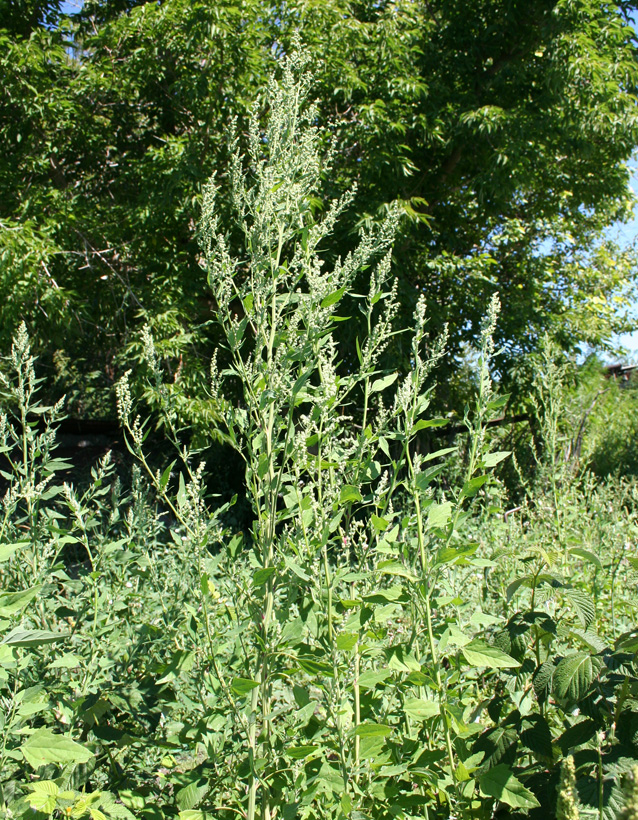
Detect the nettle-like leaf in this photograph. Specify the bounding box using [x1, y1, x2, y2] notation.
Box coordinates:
[553, 652, 603, 703]
[473, 725, 519, 772]
[519, 714, 553, 760]
[563, 588, 597, 631]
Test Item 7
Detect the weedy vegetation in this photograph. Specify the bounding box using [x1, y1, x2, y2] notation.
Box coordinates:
[0, 48, 637, 820]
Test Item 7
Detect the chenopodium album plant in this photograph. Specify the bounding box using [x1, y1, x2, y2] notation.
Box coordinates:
[117, 46, 535, 820]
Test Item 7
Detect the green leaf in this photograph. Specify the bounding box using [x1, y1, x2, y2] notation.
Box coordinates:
[21, 729, 93, 769]
[320, 285, 347, 308]
[478, 764, 540, 809]
[533, 659, 555, 702]
[553, 652, 602, 702]
[0, 585, 41, 616]
[284, 557, 310, 581]
[253, 567, 276, 586]
[377, 560, 418, 582]
[354, 723, 392, 738]
[370, 373, 398, 393]
[176, 779, 209, 811]
[286, 745, 318, 759]
[486, 395, 510, 412]
[519, 714, 553, 760]
[48, 652, 82, 669]
[404, 698, 439, 721]
[462, 641, 520, 669]
[423, 446, 456, 462]
[411, 418, 448, 433]
[555, 718, 598, 753]
[336, 633, 358, 651]
[435, 544, 477, 567]
[2, 627, 68, 647]
[482, 451, 510, 468]
[427, 501, 452, 529]
[0, 542, 28, 562]
[358, 668, 393, 690]
[569, 548, 602, 570]
[339, 485, 362, 504]
[460, 474, 489, 499]
[28, 781, 59, 814]
[159, 460, 176, 491]
[231, 677, 260, 696]
[563, 588, 596, 630]
[371, 514, 390, 532]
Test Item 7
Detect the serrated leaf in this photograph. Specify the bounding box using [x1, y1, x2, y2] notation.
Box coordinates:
[21, 729, 93, 769]
[564, 588, 596, 630]
[556, 718, 598, 753]
[462, 641, 520, 669]
[479, 764, 540, 809]
[176, 779, 209, 811]
[553, 652, 602, 702]
[519, 714, 553, 759]
[474, 725, 518, 771]
[533, 659, 555, 702]
[28, 781, 59, 813]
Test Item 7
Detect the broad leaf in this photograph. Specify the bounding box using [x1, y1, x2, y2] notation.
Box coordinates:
[462, 641, 520, 669]
[231, 677, 260, 695]
[404, 698, 439, 721]
[553, 652, 602, 702]
[370, 373, 398, 393]
[479, 764, 540, 809]
[21, 729, 93, 769]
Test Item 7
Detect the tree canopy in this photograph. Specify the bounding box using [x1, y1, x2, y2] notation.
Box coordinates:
[1, 0, 637, 420]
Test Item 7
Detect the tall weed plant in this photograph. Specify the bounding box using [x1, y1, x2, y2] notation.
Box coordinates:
[0, 45, 636, 820]
[121, 46, 522, 819]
